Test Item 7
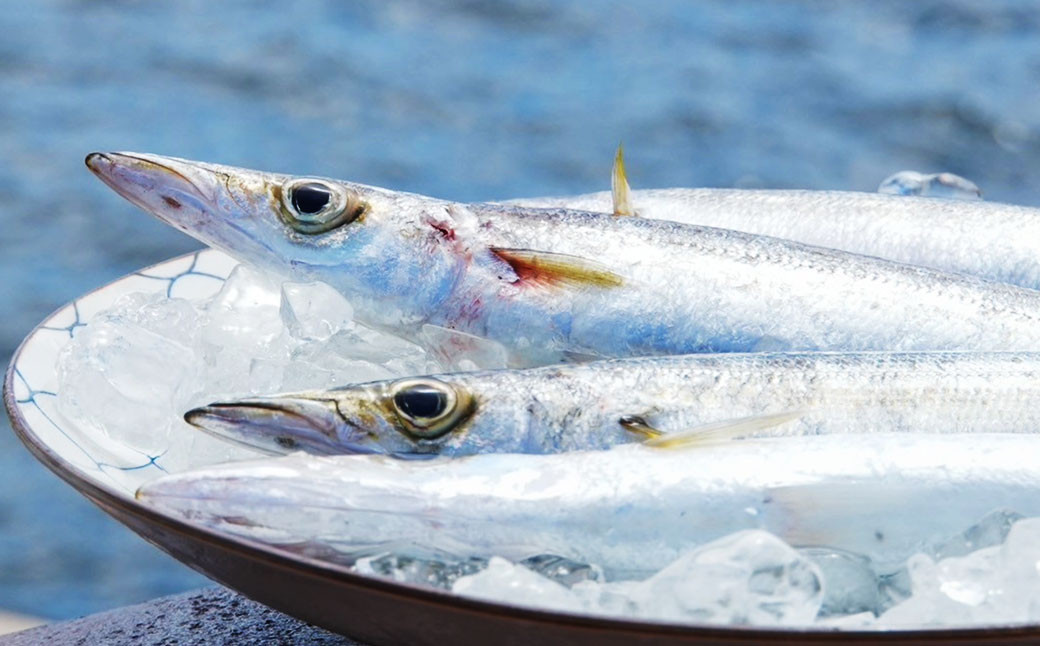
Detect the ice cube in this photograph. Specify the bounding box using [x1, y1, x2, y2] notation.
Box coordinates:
[519, 554, 604, 587]
[58, 255, 468, 474]
[289, 339, 397, 385]
[628, 530, 823, 626]
[159, 419, 264, 473]
[996, 516, 1040, 570]
[420, 324, 509, 371]
[323, 325, 430, 374]
[876, 567, 913, 612]
[569, 579, 641, 617]
[800, 547, 879, 618]
[280, 281, 354, 341]
[548, 532, 825, 625]
[279, 361, 340, 392]
[57, 313, 201, 454]
[877, 170, 982, 201]
[201, 264, 285, 349]
[878, 517, 1040, 628]
[246, 358, 290, 396]
[932, 509, 1024, 561]
[208, 264, 282, 311]
[878, 550, 1004, 627]
[874, 554, 941, 628]
[355, 552, 487, 589]
[452, 557, 585, 613]
[110, 293, 202, 347]
[189, 268, 293, 397]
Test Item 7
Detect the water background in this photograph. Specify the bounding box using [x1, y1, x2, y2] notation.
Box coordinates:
[3, 0, 1040, 620]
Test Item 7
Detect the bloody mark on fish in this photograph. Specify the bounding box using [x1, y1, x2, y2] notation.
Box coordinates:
[454, 296, 485, 326]
[162, 195, 182, 209]
[425, 216, 456, 241]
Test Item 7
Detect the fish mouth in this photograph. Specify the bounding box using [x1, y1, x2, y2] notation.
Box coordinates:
[87, 151, 210, 199]
[184, 397, 376, 455]
[87, 151, 291, 272]
[85, 151, 224, 229]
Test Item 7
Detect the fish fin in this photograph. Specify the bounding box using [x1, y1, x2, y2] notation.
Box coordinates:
[619, 415, 664, 439]
[611, 142, 635, 216]
[561, 350, 607, 364]
[490, 247, 624, 288]
[643, 410, 806, 449]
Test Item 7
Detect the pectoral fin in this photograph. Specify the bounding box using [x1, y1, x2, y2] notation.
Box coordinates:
[619, 415, 664, 439]
[562, 350, 607, 364]
[627, 410, 806, 449]
[612, 143, 635, 217]
[491, 248, 624, 288]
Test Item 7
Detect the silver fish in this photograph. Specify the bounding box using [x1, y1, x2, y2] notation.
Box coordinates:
[184, 351, 1040, 457]
[512, 153, 1040, 290]
[86, 152, 1040, 362]
[136, 433, 1040, 574]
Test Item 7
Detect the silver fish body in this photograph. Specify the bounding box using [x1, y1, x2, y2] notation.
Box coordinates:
[186, 351, 1040, 457]
[512, 188, 1040, 291]
[137, 433, 1040, 575]
[87, 152, 1040, 363]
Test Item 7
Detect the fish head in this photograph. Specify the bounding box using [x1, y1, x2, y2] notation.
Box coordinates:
[85, 152, 468, 320]
[134, 452, 439, 541]
[184, 376, 478, 457]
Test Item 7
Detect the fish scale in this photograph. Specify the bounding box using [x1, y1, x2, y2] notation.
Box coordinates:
[512, 187, 1040, 291]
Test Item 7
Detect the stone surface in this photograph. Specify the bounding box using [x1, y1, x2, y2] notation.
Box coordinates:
[0, 587, 361, 646]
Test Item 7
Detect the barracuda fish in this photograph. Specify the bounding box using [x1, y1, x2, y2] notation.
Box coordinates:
[184, 351, 1040, 456]
[86, 152, 1040, 363]
[511, 148, 1040, 290]
[136, 433, 1040, 574]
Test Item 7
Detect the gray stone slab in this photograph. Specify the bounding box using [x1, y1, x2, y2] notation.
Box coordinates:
[0, 587, 364, 645]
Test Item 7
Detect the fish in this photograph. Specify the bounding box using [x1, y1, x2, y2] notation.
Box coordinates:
[136, 433, 1040, 575]
[86, 152, 1040, 363]
[183, 351, 1040, 457]
[510, 148, 1040, 290]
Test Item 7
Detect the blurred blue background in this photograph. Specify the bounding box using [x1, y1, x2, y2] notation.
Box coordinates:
[3, 0, 1040, 621]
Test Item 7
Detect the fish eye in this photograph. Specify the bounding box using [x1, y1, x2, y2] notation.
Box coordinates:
[291, 182, 332, 214]
[388, 378, 474, 440]
[279, 178, 366, 234]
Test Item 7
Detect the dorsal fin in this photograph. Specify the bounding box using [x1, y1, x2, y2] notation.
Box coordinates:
[490, 247, 624, 288]
[612, 143, 635, 216]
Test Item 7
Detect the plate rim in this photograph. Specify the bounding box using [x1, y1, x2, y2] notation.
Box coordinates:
[6, 250, 1040, 642]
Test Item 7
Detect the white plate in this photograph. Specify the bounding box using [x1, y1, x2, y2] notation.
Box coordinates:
[6, 250, 1033, 645]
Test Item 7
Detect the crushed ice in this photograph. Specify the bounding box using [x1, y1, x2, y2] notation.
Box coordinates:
[54, 263, 1040, 629]
[56, 264, 482, 467]
[361, 513, 1040, 629]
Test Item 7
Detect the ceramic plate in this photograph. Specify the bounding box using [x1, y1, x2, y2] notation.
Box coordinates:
[6, 249, 1040, 645]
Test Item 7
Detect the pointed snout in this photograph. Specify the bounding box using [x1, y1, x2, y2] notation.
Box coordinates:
[184, 395, 365, 455]
[84, 151, 228, 229]
[86, 151, 212, 196]
[84, 151, 108, 173]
